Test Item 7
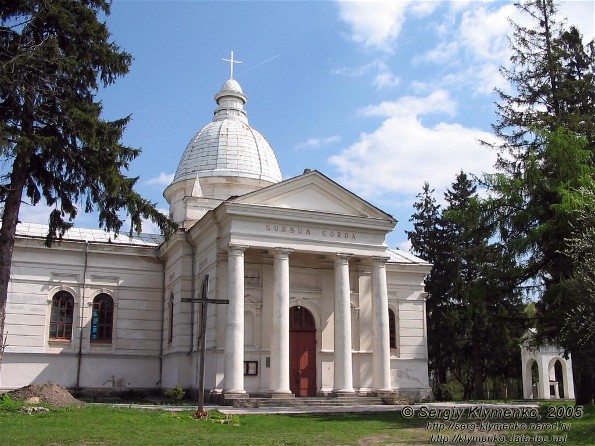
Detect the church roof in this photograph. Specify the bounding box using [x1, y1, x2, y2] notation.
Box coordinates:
[170, 78, 282, 186]
[15, 223, 163, 247]
[386, 247, 431, 265]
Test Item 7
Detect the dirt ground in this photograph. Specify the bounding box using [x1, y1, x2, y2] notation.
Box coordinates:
[6, 383, 86, 408]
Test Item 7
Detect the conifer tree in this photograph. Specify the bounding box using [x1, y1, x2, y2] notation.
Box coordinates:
[483, 0, 595, 403]
[0, 1, 176, 367]
[559, 186, 595, 402]
[407, 183, 452, 395]
[409, 175, 526, 400]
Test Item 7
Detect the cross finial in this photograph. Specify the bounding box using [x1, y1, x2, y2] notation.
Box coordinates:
[222, 50, 243, 79]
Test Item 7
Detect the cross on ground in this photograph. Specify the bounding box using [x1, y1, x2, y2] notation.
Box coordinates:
[182, 275, 229, 417]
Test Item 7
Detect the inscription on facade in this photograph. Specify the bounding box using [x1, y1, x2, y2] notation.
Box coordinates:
[265, 224, 357, 240]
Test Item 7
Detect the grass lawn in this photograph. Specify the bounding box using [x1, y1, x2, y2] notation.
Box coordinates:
[1, 397, 593, 445]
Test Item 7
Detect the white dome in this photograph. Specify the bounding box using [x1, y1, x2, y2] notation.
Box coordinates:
[170, 78, 282, 187]
[173, 119, 282, 184]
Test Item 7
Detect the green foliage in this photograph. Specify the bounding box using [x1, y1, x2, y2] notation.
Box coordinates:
[408, 173, 528, 400]
[0, 393, 21, 412]
[480, 0, 595, 404]
[0, 0, 176, 360]
[164, 384, 186, 401]
[0, 0, 176, 242]
[434, 383, 455, 402]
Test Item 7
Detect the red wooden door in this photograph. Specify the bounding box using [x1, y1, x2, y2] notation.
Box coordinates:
[289, 307, 317, 397]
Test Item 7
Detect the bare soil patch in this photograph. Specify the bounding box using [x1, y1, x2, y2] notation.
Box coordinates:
[7, 383, 86, 408]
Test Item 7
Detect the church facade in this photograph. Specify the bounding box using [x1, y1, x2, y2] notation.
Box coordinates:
[2, 74, 432, 401]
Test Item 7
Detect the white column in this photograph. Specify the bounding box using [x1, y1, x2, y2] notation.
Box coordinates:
[224, 245, 247, 394]
[270, 248, 293, 395]
[538, 354, 550, 399]
[372, 256, 392, 392]
[334, 254, 354, 395]
[565, 357, 576, 399]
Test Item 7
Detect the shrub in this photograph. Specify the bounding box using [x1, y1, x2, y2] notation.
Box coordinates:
[164, 384, 185, 401]
[435, 383, 455, 401]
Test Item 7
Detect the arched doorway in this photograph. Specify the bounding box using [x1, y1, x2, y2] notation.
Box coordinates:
[531, 360, 539, 399]
[289, 306, 317, 397]
[554, 359, 565, 399]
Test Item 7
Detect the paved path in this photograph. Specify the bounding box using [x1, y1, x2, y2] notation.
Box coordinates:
[96, 401, 539, 416]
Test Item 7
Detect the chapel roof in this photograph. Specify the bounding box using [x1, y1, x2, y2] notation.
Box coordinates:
[170, 77, 282, 186]
[15, 223, 163, 247]
[386, 247, 431, 265]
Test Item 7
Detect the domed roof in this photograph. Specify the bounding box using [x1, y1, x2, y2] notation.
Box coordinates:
[171, 78, 282, 186]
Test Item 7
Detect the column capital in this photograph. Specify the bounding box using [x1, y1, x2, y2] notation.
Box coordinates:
[372, 255, 390, 265]
[274, 247, 294, 257]
[335, 252, 353, 260]
[228, 244, 248, 254]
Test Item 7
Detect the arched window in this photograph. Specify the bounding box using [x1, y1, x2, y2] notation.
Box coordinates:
[90, 293, 114, 343]
[168, 293, 174, 344]
[388, 308, 397, 350]
[49, 291, 74, 340]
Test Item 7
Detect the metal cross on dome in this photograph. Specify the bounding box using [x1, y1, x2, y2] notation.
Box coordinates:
[222, 50, 243, 79]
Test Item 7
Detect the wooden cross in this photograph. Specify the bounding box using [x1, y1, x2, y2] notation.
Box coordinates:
[182, 274, 229, 417]
[222, 50, 243, 79]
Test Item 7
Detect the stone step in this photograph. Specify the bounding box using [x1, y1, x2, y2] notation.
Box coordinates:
[232, 396, 389, 408]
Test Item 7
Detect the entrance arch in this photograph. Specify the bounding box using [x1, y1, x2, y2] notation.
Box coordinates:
[553, 359, 565, 399]
[289, 306, 317, 397]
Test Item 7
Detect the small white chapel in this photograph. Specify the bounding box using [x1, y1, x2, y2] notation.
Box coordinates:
[2, 57, 432, 402]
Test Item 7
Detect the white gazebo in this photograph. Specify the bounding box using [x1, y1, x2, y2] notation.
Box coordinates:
[521, 332, 575, 400]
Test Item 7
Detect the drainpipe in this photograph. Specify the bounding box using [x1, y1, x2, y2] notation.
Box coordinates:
[157, 247, 166, 388]
[186, 230, 196, 356]
[75, 240, 89, 392]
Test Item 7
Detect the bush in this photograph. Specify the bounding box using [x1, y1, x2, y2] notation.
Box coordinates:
[164, 384, 185, 401]
[435, 383, 455, 401]
[0, 393, 23, 412]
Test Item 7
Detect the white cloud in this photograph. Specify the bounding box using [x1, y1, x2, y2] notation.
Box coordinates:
[144, 172, 174, 186]
[373, 70, 400, 89]
[559, 0, 595, 42]
[329, 91, 497, 200]
[458, 4, 515, 63]
[398, 239, 412, 253]
[359, 90, 456, 118]
[336, 0, 416, 51]
[332, 59, 400, 90]
[17, 203, 53, 225]
[295, 135, 341, 150]
[412, 2, 517, 96]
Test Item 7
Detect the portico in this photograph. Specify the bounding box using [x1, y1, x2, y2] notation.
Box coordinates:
[204, 171, 407, 398]
[221, 247, 394, 397]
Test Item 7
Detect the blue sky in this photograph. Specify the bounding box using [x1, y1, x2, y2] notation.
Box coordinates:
[20, 0, 595, 250]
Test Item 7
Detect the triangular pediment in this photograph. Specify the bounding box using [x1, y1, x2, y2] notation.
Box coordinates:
[231, 170, 394, 221]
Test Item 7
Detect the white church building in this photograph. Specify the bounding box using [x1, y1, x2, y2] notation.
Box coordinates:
[2, 70, 432, 402]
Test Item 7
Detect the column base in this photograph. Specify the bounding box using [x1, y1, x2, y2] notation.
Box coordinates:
[223, 390, 248, 399]
[333, 390, 356, 397]
[374, 389, 396, 397]
[267, 391, 295, 399]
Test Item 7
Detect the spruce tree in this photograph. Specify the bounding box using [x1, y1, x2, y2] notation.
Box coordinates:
[0, 1, 176, 368]
[560, 185, 595, 402]
[442, 173, 525, 399]
[483, 0, 595, 403]
[409, 175, 526, 400]
[407, 183, 452, 395]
